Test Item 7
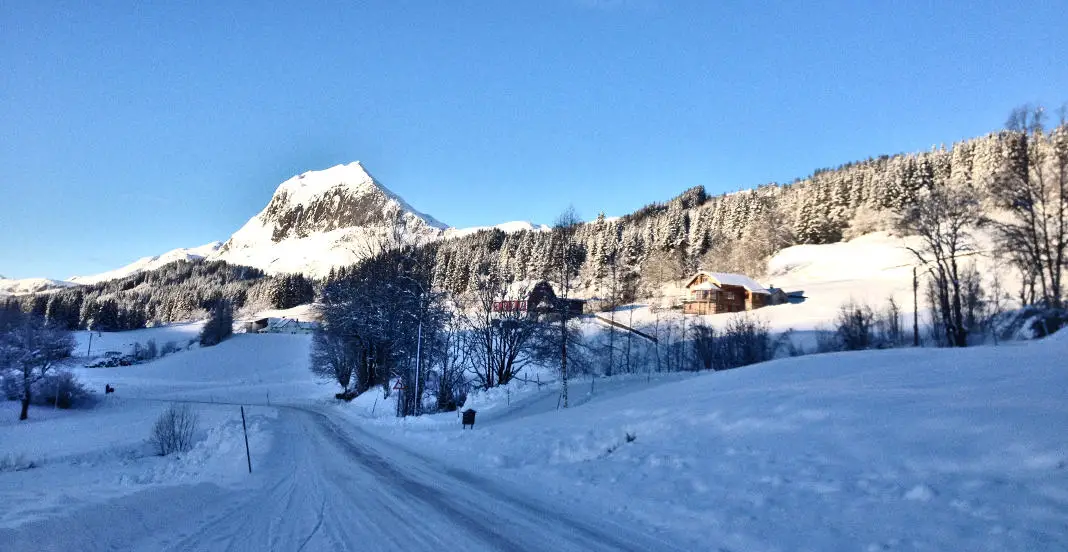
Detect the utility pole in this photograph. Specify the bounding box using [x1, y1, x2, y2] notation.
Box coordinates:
[912, 266, 920, 347]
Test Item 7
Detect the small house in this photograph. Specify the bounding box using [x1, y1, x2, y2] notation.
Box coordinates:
[256, 317, 318, 334]
[682, 271, 770, 315]
[492, 281, 585, 317]
[766, 286, 790, 306]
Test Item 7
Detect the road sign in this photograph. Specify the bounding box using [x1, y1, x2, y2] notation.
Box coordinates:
[393, 380, 405, 391]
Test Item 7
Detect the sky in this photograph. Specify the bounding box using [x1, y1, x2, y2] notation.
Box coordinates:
[2, 1, 1066, 280]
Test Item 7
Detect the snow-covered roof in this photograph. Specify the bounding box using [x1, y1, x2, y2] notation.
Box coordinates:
[688, 271, 770, 294]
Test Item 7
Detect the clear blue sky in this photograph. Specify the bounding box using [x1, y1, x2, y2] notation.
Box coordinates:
[2, 1, 1065, 279]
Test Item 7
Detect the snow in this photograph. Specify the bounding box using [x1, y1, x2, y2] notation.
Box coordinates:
[0, 276, 79, 296]
[443, 220, 550, 240]
[273, 161, 447, 230]
[0, 330, 314, 529]
[690, 270, 770, 293]
[607, 232, 957, 354]
[351, 334, 1068, 551]
[208, 161, 448, 277]
[73, 321, 205, 357]
[1, 290, 1065, 549]
[68, 242, 221, 285]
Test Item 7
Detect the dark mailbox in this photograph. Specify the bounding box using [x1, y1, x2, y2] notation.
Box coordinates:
[461, 409, 477, 429]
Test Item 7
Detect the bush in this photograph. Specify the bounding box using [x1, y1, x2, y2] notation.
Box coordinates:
[33, 371, 94, 409]
[835, 300, 876, 350]
[690, 314, 776, 371]
[1, 373, 19, 401]
[132, 339, 159, 362]
[160, 340, 180, 356]
[150, 403, 199, 456]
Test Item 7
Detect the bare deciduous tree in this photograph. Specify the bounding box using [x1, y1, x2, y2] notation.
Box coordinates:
[461, 275, 540, 389]
[551, 207, 583, 408]
[150, 403, 199, 456]
[991, 106, 1068, 310]
[897, 179, 984, 347]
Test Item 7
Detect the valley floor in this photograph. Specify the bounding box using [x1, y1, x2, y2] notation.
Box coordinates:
[1, 329, 1066, 551]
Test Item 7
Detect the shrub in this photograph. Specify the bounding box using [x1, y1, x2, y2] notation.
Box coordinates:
[33, 371, 94, 409]
[836, 300, 876, 351]
[160, 340, 180, 356]
[132, 339, 159, 362]
[150, 403, 199, 456]
[1, 373, 19, 401]
[690, 314, 775, 371]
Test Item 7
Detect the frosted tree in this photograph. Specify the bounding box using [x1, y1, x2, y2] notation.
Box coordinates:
[0, 310, 75, 420]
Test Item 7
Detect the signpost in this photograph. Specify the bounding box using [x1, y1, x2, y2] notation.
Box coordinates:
[240, 406, 252, 474]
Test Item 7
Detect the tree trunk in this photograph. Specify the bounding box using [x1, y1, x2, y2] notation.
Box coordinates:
[560, 314, 568, 408]
[19, 396, 29, 421]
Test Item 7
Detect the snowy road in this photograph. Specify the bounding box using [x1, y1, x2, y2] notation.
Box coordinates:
[2, 403, 689, 552]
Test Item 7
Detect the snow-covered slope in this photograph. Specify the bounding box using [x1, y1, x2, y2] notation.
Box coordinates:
[357, 331, 1068, 551]
[68, 242, 222, 285]
[442, 220, 550, 240]
[209, 161, 447, 277]
[0, 277, 79, 296]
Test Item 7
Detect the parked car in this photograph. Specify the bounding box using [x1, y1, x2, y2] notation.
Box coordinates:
[86, 351, 136, 368]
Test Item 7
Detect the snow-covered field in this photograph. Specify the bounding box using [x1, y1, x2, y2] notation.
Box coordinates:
[0, 333, 321, 532]
[349, 332, 1068, 551]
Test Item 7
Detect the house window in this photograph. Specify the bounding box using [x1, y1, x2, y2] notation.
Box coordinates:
[725, 292, 735, 300]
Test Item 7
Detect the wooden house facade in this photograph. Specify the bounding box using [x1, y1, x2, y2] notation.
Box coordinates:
[492, 281, 585, 317]
[682, 272, 770, 315]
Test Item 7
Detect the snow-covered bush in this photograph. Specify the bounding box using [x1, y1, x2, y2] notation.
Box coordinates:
[33, 370, 94, 409]
[132, 339, 158, 362]
[150, 403, 199, 456]
[1, 373, 19, 401]
[160, 340, 180, 356]
[0, 452, 35, 472]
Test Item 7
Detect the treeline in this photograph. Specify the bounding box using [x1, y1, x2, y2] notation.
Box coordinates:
[6, 260, 315, 331]
[368, 119, 1068, 306]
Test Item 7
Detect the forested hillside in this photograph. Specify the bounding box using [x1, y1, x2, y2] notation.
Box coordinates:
[2, 260, 315, 331]
[416, 121, 1066, 301]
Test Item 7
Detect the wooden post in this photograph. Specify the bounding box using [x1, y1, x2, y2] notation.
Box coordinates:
[240, 406, 252, 473]
[912, 267, 920, 347]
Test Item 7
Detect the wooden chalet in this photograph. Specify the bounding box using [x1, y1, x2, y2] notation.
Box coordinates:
[492, 281, 585, 317]
[682, 271, 770, 315]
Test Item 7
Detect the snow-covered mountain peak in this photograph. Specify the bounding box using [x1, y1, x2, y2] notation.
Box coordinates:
[211, 162, 449, 276]
[277, 161, 372, 206]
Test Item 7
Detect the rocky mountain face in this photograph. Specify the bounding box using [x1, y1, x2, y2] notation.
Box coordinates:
[208, 161, 449, 277]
